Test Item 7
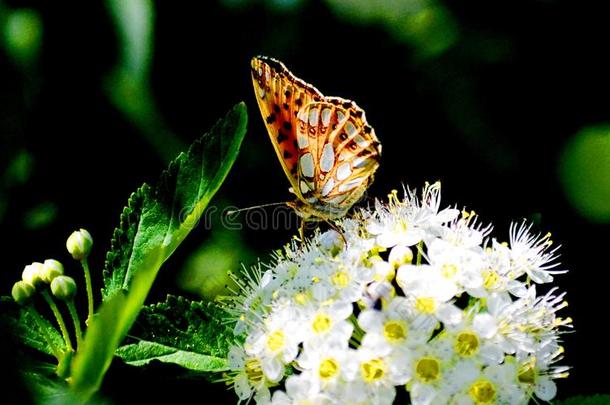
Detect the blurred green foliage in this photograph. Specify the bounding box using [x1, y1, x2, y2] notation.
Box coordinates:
[1, 149, 35, 224]
[105, 0, 184, 163]
[559, 125, 610, 223]
[23, 201, 58, 230]
[4, 149, 34, 187]
[325, 0, 457, 59]
[178, 226, 255, 299]
[1, 7, 42, 68]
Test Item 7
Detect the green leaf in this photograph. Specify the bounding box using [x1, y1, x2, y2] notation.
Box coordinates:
[70, 102, 247, 400]
[102, 102, 247, 299]
[116, 341, 227, 373]
[22, 363, 83, 404]
[116, 295, 232, 373]
[0, 296, 66, 357]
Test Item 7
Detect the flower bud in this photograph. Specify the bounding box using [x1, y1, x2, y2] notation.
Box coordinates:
[12, 281, 35, 305]
[388, 245, 413, 268]
[50, 275, 77, 301]
[66, 228, 93, 260]
[22, 262, 45, 288]
[42, 259, 64, 283]
[319, 230, 343, 256]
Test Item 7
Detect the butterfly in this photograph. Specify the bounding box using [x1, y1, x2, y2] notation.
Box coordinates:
[251, 56, 381, 225]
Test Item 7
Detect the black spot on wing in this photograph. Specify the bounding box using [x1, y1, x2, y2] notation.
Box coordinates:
[277, 131, 288, 143]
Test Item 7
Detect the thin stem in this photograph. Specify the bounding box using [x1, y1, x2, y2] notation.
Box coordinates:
[81, 258, 94, 324]
[28, 303, 62, 360]
[41, 290, 73, 352]
[66, 299, 83, 349]
[416, 241, 423, 265]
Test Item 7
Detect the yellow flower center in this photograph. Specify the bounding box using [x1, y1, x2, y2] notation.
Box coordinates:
[483, 270, 500, 289]
[266, 330, 285, 352]
[468, 379, 496, 404]
[312, 313, 332, 334]
[245, 358, 264, 384]
[383, 320, 407, 343]
[518, 362, 536, 385]
[455, 331, 479, 357]
[415, 297, 437, 314]
[361, 358, 386, 382]
[415, 357, 440, 383]
[395, 220, 409, 234]
[441, 263, 458, 278]
[319, 357, 340, 380]
[294, 292, 309, 305]
[331, 271, 350, 288]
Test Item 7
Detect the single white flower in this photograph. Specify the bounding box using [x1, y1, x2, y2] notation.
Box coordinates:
[396, 264, 463, 326]
[406, 339, 459, 405]
[227, 345, 272, 403]
[509, 221, 566, 283]
[467, 239, 527, 299]
[427, 238, 485, 291]
[450, 362, 528, 404]
[443, 313, 505, 366]
[358, 296, 433, 356]
[295, 334, 354, 394]
[299, 299, 354, 348]
[343, 344, 411, 404]
[246, 306, 303, 381]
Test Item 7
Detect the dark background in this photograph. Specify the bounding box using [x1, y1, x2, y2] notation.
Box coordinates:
[1, 0, 609, 402]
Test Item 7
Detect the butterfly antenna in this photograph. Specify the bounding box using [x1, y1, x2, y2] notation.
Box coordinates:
[224, 202, 287, 216]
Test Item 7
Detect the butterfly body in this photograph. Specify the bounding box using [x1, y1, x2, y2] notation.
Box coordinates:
[251, 56, 381, 221]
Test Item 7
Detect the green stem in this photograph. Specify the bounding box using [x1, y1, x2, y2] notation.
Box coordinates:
[28, 304, 62, 360]
[81, 258, 94, 324]
[416, 241, 423, 265]
[66, 299, 83, 349]
[41, 290, 73, 352]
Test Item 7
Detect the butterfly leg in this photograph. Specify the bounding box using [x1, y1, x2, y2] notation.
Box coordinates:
[322, 219, 347, 247]
[299, 219, 307, 244]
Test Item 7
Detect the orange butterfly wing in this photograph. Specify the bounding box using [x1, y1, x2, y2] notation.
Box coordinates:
[251, 56, 382, 220]
[295, 100, 381, 217]
[250, 56, 323, 199]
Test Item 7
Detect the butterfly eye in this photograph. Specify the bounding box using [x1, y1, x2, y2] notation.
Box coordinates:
[339, 133, 348, 141]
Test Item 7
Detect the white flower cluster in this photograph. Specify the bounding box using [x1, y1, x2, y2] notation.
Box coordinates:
[222, 183, 571, 404]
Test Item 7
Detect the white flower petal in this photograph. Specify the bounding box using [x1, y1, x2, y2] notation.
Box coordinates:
[535, 377, 557, 401]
